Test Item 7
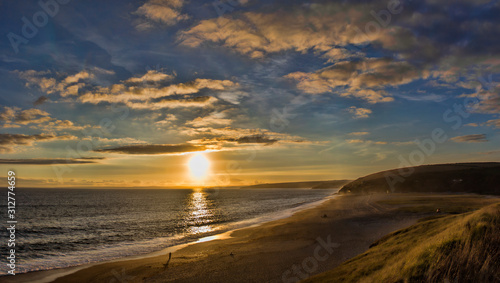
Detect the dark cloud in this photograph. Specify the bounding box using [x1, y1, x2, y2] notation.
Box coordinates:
[0, 133, 75, 145]
[0, 133, 77, 153]
[33, 96, 48, 106]
[94, 144, 207, 155]
[451, 134, 488, 143]
[0, 158, 103, 165]
[235, 135, 278, 145]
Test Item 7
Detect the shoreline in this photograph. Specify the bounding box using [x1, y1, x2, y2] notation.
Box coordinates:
[2, 190, 339, 283]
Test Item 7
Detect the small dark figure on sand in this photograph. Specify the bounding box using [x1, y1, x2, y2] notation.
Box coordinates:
[163, 252, 172, 269]
[321, 214, 328, 218]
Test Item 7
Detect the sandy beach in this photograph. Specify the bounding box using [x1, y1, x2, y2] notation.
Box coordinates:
[5, 193, 499, 283]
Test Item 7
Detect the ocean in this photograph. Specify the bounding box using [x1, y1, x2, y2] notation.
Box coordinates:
[0, 188, 336, 275]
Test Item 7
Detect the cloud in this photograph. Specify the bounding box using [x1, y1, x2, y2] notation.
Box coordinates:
[125, 96, 218, 110]
[348, 132, 370, 136]
[13, 108, 51, 124]
[178, 1, 500, 106]
[0, 107, 90, 131]
[451, 134, 488, 143]
[346, 139, 413, 146]
[155, 114, 178, 126]
[15, 70, 56, 93]
[217, 91, 248, 105]
[16, 69, 238, 110]
[33, 119, 90, 131]
[123, 70, 174, 85]
[470, 85, 500, 114]
[134, 0, 188, 29]
[285, 58, 425, 103]
[186, 111, 232, 127]
[0, 107, 17, 122]
[0, 158, 103, 165]
[94, 125, 316, 156]
[347, 106, 372, 119]
[397, 93, 448, 102]
[464, 123, 479, 127]
[177, 2, 446, 66]
[478, 150, 500, 156]
[15, 70, 94, 97]
[230, 134, 278, 145]
[62, 70, 94, 85]
[0, 133, 77, 153]
[347, 139, 386, 145]
[486, 119, 500, 129]
[183, 126, 316, 150]
[33, 96, 48, 106]
[178, 3, 390, 59]
[95, 144, 207, 155]
[78, 78, 235, 105]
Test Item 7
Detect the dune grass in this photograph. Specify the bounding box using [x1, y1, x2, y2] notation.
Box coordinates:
[304, 202, 500, 283]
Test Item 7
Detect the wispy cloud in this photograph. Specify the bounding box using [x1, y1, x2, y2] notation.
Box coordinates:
[94, 144, 207, 155]
[0, 133, 77, 153]
[347, 106, 372, 119]
[15, 69, 238, 110]
[95, 127, 319, 155]
[451, 134, 488, 143]
[186, 111, 233, 127]
[0, 106, 91, 131]
[348, 132, 370, 136]
[0, 158, 104, 165]
[486, 119, 500, 129]
[346, 139, 413, 146]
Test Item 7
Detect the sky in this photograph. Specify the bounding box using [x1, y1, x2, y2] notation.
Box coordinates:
[0, 0, 499, 188]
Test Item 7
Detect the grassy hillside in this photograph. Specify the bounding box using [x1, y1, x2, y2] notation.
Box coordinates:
[304, 202, 500, 283]
[339, 162, 500, 195]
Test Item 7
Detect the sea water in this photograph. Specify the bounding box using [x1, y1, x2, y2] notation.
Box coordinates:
[0, 188, 336, 275]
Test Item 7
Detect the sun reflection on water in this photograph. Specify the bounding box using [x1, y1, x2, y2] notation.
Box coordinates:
[187, 189, 214, 234]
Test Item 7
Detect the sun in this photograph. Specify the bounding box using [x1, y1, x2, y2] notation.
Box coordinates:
[188, 153, 210, 181]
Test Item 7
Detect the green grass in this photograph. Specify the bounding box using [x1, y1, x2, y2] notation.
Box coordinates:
[303, 202, 500, 283]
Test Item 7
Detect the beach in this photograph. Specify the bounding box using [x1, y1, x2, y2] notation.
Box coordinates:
[8, 192, 497, 283]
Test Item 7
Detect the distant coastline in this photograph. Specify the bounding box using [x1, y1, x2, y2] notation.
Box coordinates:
[239, 179, 351, 189]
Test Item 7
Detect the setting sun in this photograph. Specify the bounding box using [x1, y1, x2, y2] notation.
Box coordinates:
[188, 153, 210, 181]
